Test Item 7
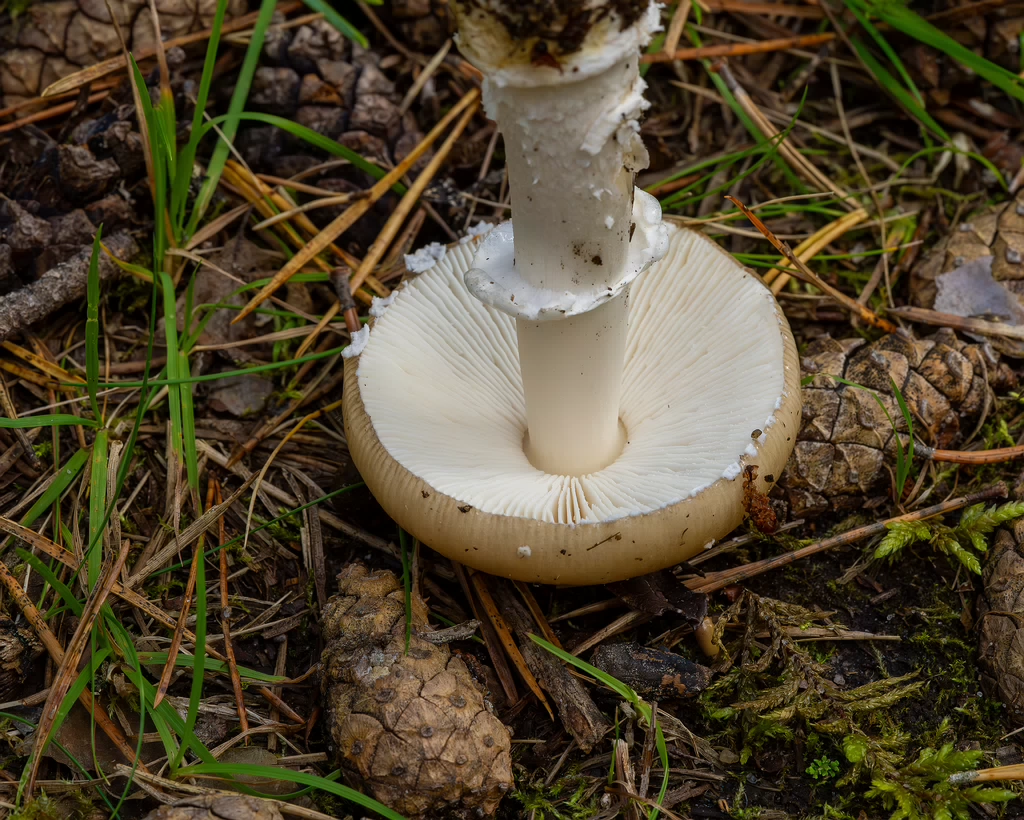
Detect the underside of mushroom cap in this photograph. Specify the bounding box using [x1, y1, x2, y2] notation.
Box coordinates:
[343, 226, 801, 585]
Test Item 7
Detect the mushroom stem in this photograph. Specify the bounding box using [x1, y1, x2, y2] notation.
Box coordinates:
[519, 297, 628, 475]
[452, 2, 666, 476]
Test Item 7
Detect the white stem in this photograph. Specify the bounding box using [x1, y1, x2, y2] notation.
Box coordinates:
[518, 296, 628, 475]
[489, 56, 646, 475]
[454, 2, 665, 476]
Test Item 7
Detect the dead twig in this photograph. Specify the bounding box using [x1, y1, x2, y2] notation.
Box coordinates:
[888, 305, 1024, 341]
[726, 196, 898, 333]
[0, 233, 138, 343]
[689, 484, 1008, 593]
[641, 32, 835, 62]
[26, 539, 133, 793]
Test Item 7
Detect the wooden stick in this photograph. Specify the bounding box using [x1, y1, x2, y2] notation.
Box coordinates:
[451, 562, 519, 704]
[688, 483, 1008, 593]
[919, 443, 1024, 465]
[26, 539, 134, 793]
[726, 196, 898, 333]
[949, 762, 1024, 784]
[641, 32, 835, 62]
[472, 572, 554, 719]
[888, 305, 1024, 341]
[762, 208, 869, 291]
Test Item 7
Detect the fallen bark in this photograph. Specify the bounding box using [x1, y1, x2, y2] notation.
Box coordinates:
[0, 231, 138, 342]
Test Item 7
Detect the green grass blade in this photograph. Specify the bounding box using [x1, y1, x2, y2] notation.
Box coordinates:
[850, 0, 1024, 104]
[87, 430, 108, 590]
[16, 448, 89, 530]
[187, 0, 278, 235]
[171, 541, 206, 771]
[193, 112, 399, 191]
[180, 763, 407, 819]
[18, 549, 83, 618]
[848, 37, 950, 142]
[0, 415, 99, 429]
[847, 5, 924, 106]
[92, 344, 347, 390]
[85, 226, 103, 421]
[529, 636, 669, 818]
[159, 272, 184, 461]
[41, 647, 111, 754]
[129, 56, 169, 271]
[136, 652, 287, 683]
[105, 613, 180, 766]
[173, 0, 230, 236]
[178, 350, 199, 491]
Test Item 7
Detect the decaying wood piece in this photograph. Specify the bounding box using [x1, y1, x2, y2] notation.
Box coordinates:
[978, 518, 1024, 723]
[782, 328, 1014, 517]
[320, 563, 512, 818]
[140, 795, 282, 820]
[0, 231, 138, 342]
[0, 614, 43, 701]
[592, 643, 711, 700]
[490, 579, 610, 753]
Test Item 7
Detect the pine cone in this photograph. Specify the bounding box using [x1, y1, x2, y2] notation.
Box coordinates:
[237, 19, 427, 176]
[386, 0, 450, 52]
[320, 563, 512, 818]
[911, 188, 1024, 309]
[781, 328, 1010, 517]
[978, 520, 1024, 723]
[0, 614, 43, 701]
[0, 0, 246, 107]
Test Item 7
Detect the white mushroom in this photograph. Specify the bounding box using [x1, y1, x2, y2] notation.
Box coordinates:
[344, 226, 799, 584]
[341, 0, 801, 584]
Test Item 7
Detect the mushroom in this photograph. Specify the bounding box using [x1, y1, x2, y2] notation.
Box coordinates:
[342, 0, 801, 585]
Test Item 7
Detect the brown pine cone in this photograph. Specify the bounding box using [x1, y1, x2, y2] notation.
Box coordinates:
[386, 0, 450, 52]
[978, 519, 1024, 724]
[0, 0, 246, 107]
[0, 614, 43, 701]
[320, 563, 512, 818]
[911, 188, 1024, 309]
[238, 19, 427, 176]
[780, 328, 1012, 517]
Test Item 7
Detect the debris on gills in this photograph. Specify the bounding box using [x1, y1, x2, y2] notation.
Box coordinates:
[320, 563, 512, 818]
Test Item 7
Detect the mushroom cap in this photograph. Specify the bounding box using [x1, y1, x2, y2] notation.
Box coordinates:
[343, 226, 801, 585]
